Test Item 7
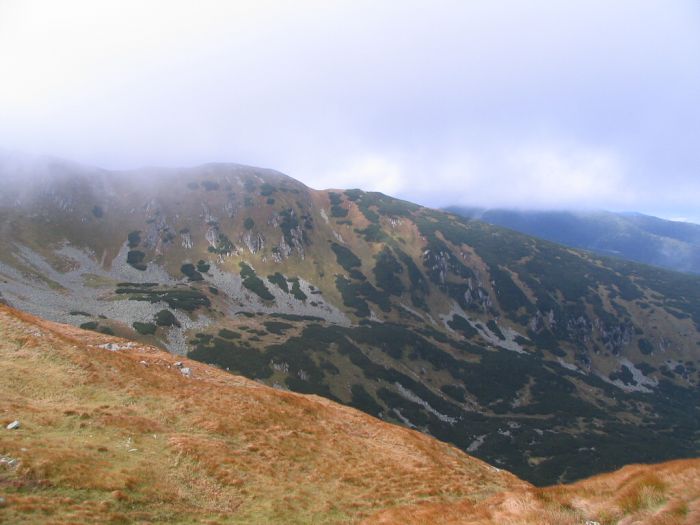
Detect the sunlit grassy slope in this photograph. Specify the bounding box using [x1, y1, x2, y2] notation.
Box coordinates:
[370, 458, 700, 524]
[1, 304, 698, 524]
[0, 304, 523, 523]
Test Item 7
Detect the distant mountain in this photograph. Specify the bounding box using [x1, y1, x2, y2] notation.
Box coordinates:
[2, 304, 698, 525]
[1, 152, 699, 485]
[445, 207, 700, 274]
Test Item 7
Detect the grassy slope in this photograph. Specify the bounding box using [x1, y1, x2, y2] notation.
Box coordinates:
[0, 305, 523, 524]
[1, 305, 698, 525]
[369, 459, 700, 524]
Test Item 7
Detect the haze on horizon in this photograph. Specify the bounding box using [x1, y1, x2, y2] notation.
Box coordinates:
[1, 1, 699, 222]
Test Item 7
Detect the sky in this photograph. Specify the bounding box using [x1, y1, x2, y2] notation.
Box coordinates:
[1, 1, 699, 221]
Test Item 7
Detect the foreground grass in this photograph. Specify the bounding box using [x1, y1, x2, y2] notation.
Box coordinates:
[1, 304, 698, 524]
[366, 457, 700, 524]
[0, 305, 522, 524]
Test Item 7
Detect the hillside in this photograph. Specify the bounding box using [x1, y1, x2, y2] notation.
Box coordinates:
[0, 304, 524, 523]
[370, 458, 700, 524]
[0, 153, 699, 485]
[1, 305, 698, 524]
[445, 207, 700, 275]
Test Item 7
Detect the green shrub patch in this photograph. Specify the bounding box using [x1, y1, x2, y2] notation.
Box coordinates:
[240, 262, 275, 301]
[133, 321, 157, 335]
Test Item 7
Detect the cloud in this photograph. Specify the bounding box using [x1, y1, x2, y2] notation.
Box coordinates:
[501, 144, 627, 207]
[310, 156, 404, 195]
[0, 1, 699, 219]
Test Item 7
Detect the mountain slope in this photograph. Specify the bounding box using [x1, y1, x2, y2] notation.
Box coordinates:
[445, 206, 700, 274]
[1, 305, 698, 525]
[0, 304, 523, 523]
[0, 153, 699, 485]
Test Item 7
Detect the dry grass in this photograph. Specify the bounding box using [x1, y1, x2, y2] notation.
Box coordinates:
[1, 304, 698, 524]
[0, 305, 524, 523]
[366, 458, 700, 524]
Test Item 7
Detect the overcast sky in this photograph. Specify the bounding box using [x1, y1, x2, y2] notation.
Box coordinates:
[1, 1, 699, 220]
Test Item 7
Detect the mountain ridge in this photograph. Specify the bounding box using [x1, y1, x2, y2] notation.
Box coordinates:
[0, 154, 699, 485]
[445, 206, 700, 274]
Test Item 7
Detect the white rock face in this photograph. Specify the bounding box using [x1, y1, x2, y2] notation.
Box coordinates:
[440, 301, 526, 354]
[207, 264, 350, 326]
[0, 243, 210, 355]
[6, 420, 20, 430]
[394, 382, 457, 425]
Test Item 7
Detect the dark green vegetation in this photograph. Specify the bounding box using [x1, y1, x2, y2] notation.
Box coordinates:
[373, 247, 404, 295]
[79, 320, 113, 335]
[239, 262, 274, 301]
[133, 321, 157, 335]
[126, 250, 146, 271]
[267, 272, 289, 292]
[329, 192, 348, 218]
[259, 182, 276, 196]
[448, 314, 478, 338]
[331, 243, 361, 271]
[201, 180, 219, 191]
[266, 273, 307, 301]
[180, 263, 203, 281]
[188, 333, 272, 379]
[115, 284, 210, 312]
[335, 276, 389, 317]
[288, 278, 307, 301]
[155, 309, 180, 327]
[218, 328, 241, 340]
[127, 230, 141, 248]
[263, 321, 293, 335]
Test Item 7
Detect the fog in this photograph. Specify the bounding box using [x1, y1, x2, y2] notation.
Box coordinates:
[1, 1, 699, 221]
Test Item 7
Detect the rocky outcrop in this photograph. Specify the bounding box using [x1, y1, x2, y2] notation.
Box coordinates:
[242, 231, 265, 254]
[464, 277, 493, 311]
[423, 249, 450, 285]
[224, 194, 237, 218]
[180, 229, 193, 249]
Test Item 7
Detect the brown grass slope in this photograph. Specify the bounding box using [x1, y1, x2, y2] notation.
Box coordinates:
[1, 304, 698, 525]
[0, 304, 523, 524]
[367, 459, 700, 524]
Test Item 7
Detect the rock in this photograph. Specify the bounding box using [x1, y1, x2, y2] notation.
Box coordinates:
[0, 454, 20, 468]
[6, 420, 20, 430]
[139, 360, 148, 367]
[174, 361, 183, 368]
[180, 367, 191, 377]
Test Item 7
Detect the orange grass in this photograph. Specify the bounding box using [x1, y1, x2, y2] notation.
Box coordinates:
[1, 304, 698, 524]
[0, 305, 523, 523]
